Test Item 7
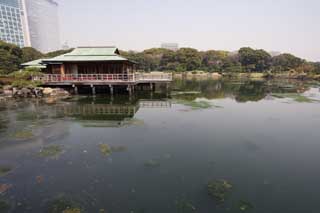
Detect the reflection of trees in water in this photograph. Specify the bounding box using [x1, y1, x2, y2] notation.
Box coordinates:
[235, 81, 267, 102]
[172, 79, 311, 103]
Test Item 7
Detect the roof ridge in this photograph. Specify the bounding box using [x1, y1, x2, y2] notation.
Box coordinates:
[76, 46, 117, 48]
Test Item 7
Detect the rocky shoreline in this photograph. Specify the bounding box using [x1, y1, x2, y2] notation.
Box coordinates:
[0, 86, 70, 99]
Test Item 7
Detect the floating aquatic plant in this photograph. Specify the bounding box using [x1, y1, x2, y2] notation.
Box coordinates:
[272, 93, 318, 103]
[11, 130, 34, 140]
[46, 197, 81, 213]
[175, 198, 196, 212]
[99, 144, 112, 156]
[238, 200, 253, 212]
[207, 179, 233, 202]
[144, 159, 160, 168]
[16, 112, 38, 121]
[62, 208, 81, 213]
[176, 99, 212, 109]
[0, 166, 11, 177]
[110, 145, 127, 152]
[39, 145, 63, 158]
[0, 200, 10, 212]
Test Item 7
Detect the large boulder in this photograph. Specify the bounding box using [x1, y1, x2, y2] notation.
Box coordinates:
[43, 87, 54, 95]
[43, 87, 70, 97]
[21, 88, 32, 98]
[50, 88, 70, 97]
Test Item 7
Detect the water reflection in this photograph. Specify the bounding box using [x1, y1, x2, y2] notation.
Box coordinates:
[172, 78, 312, 103]
[0, 79, 319, 213]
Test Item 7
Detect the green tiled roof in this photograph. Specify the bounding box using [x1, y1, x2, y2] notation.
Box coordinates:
[65, 47, 120, 56]
[21, 59, 47, 68]
[42, 46, 134, 63]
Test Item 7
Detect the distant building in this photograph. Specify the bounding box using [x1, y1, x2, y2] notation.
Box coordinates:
[0, 0, 26, 47]
[161, 43, 179, 51]
[23, 0, 60, 53]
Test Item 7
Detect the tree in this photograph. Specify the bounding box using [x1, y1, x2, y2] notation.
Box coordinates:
[22, 47, 43, 63]
[271, 53, 303, 72]
[159, 50, 176, 71]
[201, 50, 229, 72]
[0, 41, 23, 74]
[176, 48, 201, 71]
[314, 62, 320, 74]
[238, 47, 271, 72]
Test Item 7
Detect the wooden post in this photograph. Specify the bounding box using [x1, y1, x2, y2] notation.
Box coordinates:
[91, 84, 96, 96]
[72, 84, 78, 95]
[127, 85, 132, 96]
[109, 85, 114, 96]
[60, 64, 65, 76]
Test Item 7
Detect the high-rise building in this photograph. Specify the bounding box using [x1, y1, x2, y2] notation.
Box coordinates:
[23, 0, 60, 53]
[0, 0, 60, 52]
[161, 43, 179, 51]
[0, 0, 26, 47]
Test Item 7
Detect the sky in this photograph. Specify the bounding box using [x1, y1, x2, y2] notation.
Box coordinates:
[57, 0, 320, 61]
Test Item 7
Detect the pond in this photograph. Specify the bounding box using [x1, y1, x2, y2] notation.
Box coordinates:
[0, 79, 320, 213]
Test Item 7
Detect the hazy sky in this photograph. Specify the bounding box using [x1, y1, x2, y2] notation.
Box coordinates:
[57, 0, 320, 61]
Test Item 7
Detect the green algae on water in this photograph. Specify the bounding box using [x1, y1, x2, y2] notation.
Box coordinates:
[11, 130, 34, 140]
[176, 99, 212, 109]
[0, 199, 10, 212]
[99, 144, 112, 156]
[110, 145, 127, 152]
[144, 159, 160, 168]
[175, 198, 196, 212]
[62, 208, 81, 213]
[272, 93, 318, 103]
[46, 197, 81, 213]
[207, 179, 233, 202]
[39, 145, 63, 158]
[0, 166, 11, 177]
[238, 200, 253, 212]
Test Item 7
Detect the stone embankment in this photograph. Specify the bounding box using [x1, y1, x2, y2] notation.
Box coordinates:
[0, 86, 70, 99]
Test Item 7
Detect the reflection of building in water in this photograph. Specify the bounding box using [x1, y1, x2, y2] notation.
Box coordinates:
[53, 100, 171, 127]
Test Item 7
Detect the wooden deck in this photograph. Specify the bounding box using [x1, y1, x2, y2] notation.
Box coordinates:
[33, 73, 172, 86]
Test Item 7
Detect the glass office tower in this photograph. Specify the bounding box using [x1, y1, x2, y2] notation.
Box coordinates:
[0, 0, 26, 47]
[24, 0, 60, 53]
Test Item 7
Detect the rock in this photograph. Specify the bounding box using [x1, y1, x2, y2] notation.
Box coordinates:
[21, 88, 32, 97]
[3, 89, 12, 96]
[211, 72, 222, 79]
[43, 87, 53, 95]
[50, 88, 70, 97]
[3, 85, 12, 91]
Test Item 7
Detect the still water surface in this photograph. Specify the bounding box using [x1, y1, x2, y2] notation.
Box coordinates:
[0, 79, 320, 213]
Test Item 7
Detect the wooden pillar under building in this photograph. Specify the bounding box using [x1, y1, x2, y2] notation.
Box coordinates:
[91, 84, 96, 96]
[109, 85, 114, 96]
[72, 84, 78, 95]
[127, 85, 132, 96]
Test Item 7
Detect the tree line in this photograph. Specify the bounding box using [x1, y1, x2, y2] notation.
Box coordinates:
[122, 47, 320, 73]
[1, 40, 319, 75]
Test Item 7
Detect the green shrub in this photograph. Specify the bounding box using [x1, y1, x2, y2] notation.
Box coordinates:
[9, 67, 42, 80]
[11, 79, 42, 89]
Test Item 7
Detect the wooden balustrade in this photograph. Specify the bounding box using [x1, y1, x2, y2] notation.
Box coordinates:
[32, 73, 172, 83]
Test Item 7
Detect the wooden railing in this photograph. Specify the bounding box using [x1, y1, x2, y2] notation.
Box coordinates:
[33, 74, 135, 82]
[135, 73, 173, 82]
[33, 73, 172, 83]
